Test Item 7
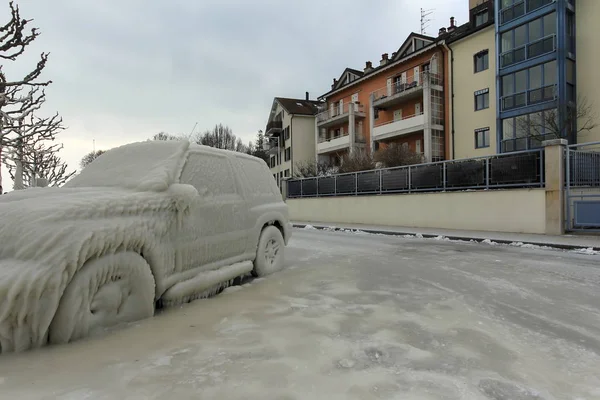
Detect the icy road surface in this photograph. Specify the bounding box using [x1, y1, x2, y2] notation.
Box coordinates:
[1, 228, 600, 399]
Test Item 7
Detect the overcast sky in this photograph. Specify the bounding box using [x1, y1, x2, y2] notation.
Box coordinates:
[2, 0, 468, 189]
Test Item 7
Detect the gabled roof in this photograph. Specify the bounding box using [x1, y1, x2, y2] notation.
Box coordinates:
[275, 97, 322, 116]
[391, 32, 436, 61]
[331, 68, 365, 91]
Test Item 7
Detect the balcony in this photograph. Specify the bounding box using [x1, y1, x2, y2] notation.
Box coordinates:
[317, 133, 351, 154]
[372, 113, 425, 141]
[316, 103, 365, 129]
[372, 71, 441, 110]
[265, 119, 283, 135]
[499, 34, 556, 69]
[500, 84, 557, 112]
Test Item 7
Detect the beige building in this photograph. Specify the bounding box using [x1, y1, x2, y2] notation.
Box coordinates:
[575, 0, 600, 144]
[264, 95, 322, 187]
[447, 0, 496, 160]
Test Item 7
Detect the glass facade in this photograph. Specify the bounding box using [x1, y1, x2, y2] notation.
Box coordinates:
[495, 0, 576, 152]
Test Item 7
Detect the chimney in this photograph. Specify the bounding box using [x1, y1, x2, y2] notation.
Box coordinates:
[380, 53, 389, 66]
[364, 61, 373, 73]
[332, 78, 337, 89]
[438, 27, 447, 36]
[306, 91, 309, 101]
[448, 16, 456, 31]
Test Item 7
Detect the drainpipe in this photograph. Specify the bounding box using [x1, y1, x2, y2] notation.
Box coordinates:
[441, 42, 455, 160]
[289, 114, 294, 177]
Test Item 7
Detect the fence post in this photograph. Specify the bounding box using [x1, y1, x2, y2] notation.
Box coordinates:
[316, 177, 319, 197]
[543, 139, 567, 235]
[334, 175, 337, 195]
[408, 166, 412, 193]
[300, 179, 303, 198]
[485, 157, 490, 189]
[379, 169, 383, 194]
[442, 162, 447, 191]
[354, 172, 358, 196]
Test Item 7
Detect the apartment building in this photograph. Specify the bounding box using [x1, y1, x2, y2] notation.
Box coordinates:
[315, 29, 457, 164]
[448, 0, 497, 159]
[495, 0, 579, 151]
[264, 95, 322, 186]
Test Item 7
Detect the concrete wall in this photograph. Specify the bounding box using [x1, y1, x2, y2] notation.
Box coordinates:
[576, 0, 600, 144]
[450, 26, 497, 159]
[291, 115, 317, 173]
[287, 189, 547, 234]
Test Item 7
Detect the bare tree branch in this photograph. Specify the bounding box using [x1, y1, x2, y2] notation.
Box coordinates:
[5, 138, 75, 187]
[515, 96, 598, 142]
[80, 149, 105, 169]
[0, 1, 40, 61]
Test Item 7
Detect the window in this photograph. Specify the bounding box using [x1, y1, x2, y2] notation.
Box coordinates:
[180, 152, 236, 196]
[284, 147, 291, 162]
[284, 127, 290, 141]
[501, 108, 558, 152]
[474, 88, 490, 111]
[501, 61, 556, 110]
[374, 108, 379, 119]
[500, 13, 557, 68]
[284, 169, 290, 177]
[474, 50, 489, 73]
[475, 9, 489, 26]
[475, 128, 490, 148]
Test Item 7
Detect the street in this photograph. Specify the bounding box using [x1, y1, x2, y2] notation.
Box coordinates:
[0, 228, 599, 399]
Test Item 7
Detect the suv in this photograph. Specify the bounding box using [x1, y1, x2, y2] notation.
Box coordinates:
[0, 139, 291, 353]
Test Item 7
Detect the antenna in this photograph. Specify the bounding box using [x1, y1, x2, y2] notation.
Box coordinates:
[420, 8, 434, 35]
[189, 122, 198, 137]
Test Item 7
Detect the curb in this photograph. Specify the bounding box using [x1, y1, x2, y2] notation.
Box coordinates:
[292, 224, 600, 253]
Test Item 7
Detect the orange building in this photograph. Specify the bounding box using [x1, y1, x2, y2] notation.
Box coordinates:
[315, 22, 459, 165]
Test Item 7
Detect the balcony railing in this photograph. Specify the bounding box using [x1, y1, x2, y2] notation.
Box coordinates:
[318, 132, 348, 143]
[500, 84, 557, 111]
[372, 112, 425, 140]
[500, 34, 556, 68]
[316, 103, 364, 124]
[266, 120, 283, 134]
[499, 0, 553, 25]
[286, 149, 545, 198]
[372, 71, 441, 104]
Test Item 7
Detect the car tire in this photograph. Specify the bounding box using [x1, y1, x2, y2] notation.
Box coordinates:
[253, 225, 285, 277]
[48, 252, 155, 345]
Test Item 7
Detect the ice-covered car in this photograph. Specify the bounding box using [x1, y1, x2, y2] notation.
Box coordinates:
[0, 139, 292, 353]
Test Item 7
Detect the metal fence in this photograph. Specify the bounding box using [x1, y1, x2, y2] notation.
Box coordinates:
[565, 141, 600, 232]
[287, 149, 545, 198]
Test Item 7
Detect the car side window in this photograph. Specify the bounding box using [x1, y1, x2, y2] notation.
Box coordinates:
[180, 152, 236, 196]
[235, 156, 278, 197]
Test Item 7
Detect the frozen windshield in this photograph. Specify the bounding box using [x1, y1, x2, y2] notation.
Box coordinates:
[64, 140, 189, 191]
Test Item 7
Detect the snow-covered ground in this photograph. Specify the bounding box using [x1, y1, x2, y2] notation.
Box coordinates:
[1, 228, 599, 399]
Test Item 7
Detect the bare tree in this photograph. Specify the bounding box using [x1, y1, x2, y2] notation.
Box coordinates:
[195, 124, 249, 153]
[6, 139, 75, 187]
[374, 143, 423, 168]
[515, 96, 598, 142]
[293, 160, 336, 178]
[338, 151, 376, 173]
[152, 131, 182, 141]
[80, 149, 106, 169]
[1, 1, 59, 190]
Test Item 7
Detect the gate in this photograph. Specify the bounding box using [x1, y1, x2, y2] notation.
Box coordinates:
[565, 141, 600, 232]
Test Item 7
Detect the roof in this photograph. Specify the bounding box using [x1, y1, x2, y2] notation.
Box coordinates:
[317, 2, 495, 100]
[274, 97, 322, 116]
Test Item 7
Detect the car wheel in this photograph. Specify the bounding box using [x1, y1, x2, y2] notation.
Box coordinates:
[253, 225, 285, 277]
[48, 252, 155, 345]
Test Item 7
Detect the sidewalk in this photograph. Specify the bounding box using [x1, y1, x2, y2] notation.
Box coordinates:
[292, 221, 600, 252]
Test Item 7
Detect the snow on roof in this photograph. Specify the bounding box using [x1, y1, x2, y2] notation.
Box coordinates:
[65, 140, 190, 192]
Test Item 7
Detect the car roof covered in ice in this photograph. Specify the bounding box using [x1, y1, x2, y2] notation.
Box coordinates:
[65, 140, 191, 192]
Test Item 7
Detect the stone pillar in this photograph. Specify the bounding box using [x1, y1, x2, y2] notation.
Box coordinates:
[422, 74, 432, 163]
[348, 103, 356, 155]
[543, 139, 567, 235]
[281, 178, 288, 201]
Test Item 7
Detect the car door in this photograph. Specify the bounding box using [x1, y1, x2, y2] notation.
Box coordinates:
[175, 149, 246, 272]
